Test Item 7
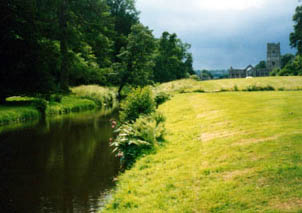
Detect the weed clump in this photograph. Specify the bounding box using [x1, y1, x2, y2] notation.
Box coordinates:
[111, 112, 165, 169]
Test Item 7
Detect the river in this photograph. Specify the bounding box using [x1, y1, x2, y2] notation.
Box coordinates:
[0, 111, 120, 213]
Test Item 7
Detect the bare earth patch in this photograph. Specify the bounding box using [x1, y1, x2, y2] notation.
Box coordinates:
[270, 198, 302, 211]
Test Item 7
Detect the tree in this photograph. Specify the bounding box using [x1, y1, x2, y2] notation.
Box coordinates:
[279, 55, 302, 76]
[106, 0, 139, 62]
[114, 24, 156, 98]
[255, 60, 266, 69]
[281, 53, 295, 69]
[290, 6, 302, 55]
[153, 32, 193, 83]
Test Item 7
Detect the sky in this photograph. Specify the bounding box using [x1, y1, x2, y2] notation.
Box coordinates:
[136, 0, 301, 70]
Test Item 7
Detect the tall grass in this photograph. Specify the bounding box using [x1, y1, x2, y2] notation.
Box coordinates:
[0, 105, 40, 126]
[72, 85, 118, 109]
[46, 96, 96, 116]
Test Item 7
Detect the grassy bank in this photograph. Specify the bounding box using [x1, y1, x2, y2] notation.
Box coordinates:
[155, 76, 302, 94]
[0, 85, 117, 128]
[104, 91, 302, 212]
[0, 105, 40, 126]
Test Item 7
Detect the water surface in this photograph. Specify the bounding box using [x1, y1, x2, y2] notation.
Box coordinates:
[0, 111, 120, 212]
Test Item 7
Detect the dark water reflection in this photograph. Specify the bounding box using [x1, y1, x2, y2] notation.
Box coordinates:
[0, 111, 120, 213]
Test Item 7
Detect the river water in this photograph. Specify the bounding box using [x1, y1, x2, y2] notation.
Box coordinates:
[0, 111, 120, 213]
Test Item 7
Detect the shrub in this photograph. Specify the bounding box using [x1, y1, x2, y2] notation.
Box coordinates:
[189, 75, 200, 81]
[233, 85, 239, 91]
[50, 94, 62, 103]
[243, 85, 275, 91]
[154, 92, 171, 107]
[111, 113, 166, 168]
[120, 87, 156, 122]
[32, 99, 48, 115]
[193, 89, 205, 93]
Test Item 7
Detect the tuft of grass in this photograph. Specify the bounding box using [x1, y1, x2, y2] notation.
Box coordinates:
[103, 91, 302, 212]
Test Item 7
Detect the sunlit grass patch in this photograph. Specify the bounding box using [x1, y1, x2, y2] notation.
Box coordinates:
[103, 91, 302, 212]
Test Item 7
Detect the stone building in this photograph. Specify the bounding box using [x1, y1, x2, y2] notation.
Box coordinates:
[229, 42, 281, 78]
[266, 43, 281, 71]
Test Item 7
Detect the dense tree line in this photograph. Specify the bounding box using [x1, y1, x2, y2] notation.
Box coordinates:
[272, 5, 302, 76]
[0, 0, 193, 102]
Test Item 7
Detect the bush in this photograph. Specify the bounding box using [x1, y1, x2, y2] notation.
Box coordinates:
[193, 89, 205, 93]
[50, 94, 62, 103]
[189, 75, 200, 81]
[120, 87, 156, 122]
[32, 99, 48, 115]
[154, 92, 171, 107]
[111, 113, 166, 168]
[243, 85, 275, 91]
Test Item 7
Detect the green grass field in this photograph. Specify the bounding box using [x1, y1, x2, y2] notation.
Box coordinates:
[155, 76, 302, 94]
[104, 91, 302, 212]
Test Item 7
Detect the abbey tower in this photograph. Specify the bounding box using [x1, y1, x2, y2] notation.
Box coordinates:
[266, 43, 281, 71]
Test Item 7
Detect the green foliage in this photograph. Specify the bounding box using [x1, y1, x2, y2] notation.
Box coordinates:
[198, 70, 213, 80]
[243, 85, 275, 91]
[120, 87, 156, 122]
[255, 60, 266, 69]
[154, 32, 194, 83]
[32, 99, 48, 115]
[46, 96, 96, 116]
[50, 94, 63, 103]
[114, 24, 157, 96]
[111, 112, 166, 168]
[278, 55, 302, 76]
[0, 106, 40, 127]
[154, 92, 171, 107]
[72, 85, 117, 108]
[281, 53, 295, 69]
[290, 6, 302, 55]
[189, 75, 200, 81]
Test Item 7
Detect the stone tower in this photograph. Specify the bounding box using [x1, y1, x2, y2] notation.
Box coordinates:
[266, 43, 281, 71]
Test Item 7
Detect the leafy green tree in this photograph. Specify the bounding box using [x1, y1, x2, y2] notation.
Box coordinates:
[290, 6, 302, 55]
[281, 53, 295, 69]
[114, 24, 157, 98]
[154, 32, 193, 83]
[199, 70, 213, 80]
[279, 55, 302, 76]
[255, 60, 266, 69]
[106, 0, 139, 62]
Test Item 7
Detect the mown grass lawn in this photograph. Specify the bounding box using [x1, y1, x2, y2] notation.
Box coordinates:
[104, 91, 302, 212]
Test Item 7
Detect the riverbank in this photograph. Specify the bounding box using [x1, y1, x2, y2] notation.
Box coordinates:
[0, 85, 117, 130]
[103, 91, 302, 212]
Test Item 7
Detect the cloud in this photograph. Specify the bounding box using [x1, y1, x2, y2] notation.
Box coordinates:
[137, 0, 300, 69]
